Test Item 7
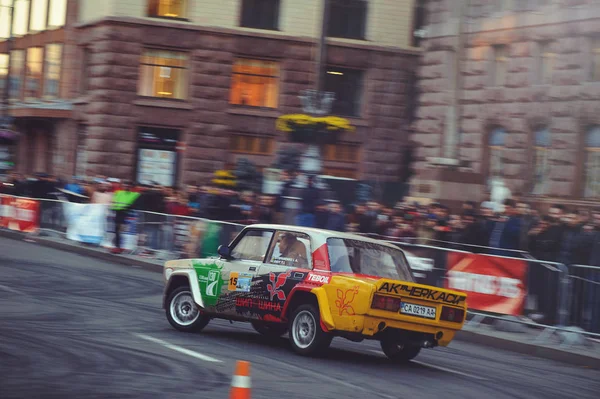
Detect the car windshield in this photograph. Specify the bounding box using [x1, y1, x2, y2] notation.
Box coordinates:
[327, 238, 413, 282]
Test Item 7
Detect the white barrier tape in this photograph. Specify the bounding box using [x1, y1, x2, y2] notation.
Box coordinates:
[231, 375, 251, 389]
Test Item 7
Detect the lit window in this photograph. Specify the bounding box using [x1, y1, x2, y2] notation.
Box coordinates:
[532, 127, 550, 195]
[324, 67, 363, 117]
[230, 134, 274, 155]
[25, 48, 44, 99]
[9, 50, 25, 100]
[30, 0, 49, 32]
[147, 0, 188, 19]
[584, 126, 600, 198]
[0, 54, 7, 99]
[48, 0, 67, 28]
[592, 38, 600, 82]
[139, 50, 189, 100]
[230, 59, 279, 108]
[12, 0, 30, 37]
[322, 167, 357, 179]
[323, 143, 360, 162]
[488, 127, 506, 178]
[491, 45, 507, 87]
[44, 44, 63, 98]
[0, 0, 13, 39]
[328, 0, 367, 40]
[240, 0, 280, 30]
[537, 42, 554, 85]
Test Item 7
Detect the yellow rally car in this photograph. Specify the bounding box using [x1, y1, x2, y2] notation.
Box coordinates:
[163, 224, 467, 362]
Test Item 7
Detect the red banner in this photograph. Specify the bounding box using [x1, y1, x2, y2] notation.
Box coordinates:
[0, 196, 39, 233]
[445, 252, 527, 316]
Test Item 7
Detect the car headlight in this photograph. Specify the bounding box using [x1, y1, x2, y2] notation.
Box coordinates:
[164, 268, 174, 281]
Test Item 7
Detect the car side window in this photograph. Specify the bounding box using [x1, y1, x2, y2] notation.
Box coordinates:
[268, 231, 312, 269]
[230, 230, 273, 262]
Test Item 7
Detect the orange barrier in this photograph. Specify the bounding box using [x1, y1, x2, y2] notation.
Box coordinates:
[230, 360, 251, 399]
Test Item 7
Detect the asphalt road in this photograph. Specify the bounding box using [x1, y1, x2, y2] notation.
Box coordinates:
[1, 237, 599, 399]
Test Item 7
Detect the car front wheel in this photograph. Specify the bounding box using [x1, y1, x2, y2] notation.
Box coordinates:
[380, 339, 421, 363]
[166, 286, 210, 333]
[289, 304, 332, 356]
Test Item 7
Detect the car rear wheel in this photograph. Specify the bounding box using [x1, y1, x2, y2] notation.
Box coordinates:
[251, 321, 288, 337]
[166, 286, 210, 333]
[380, 339, 421, 363]
[289, 304, 332, 356]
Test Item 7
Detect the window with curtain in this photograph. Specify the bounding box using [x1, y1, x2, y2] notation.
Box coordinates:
[324, 67, 363, 117]
[0, 54, 8, 99]
[48, 0, 67, 28]
[44, 44, 63, 98]
[139, 50, 189, 99]
[30, 0, 49, 32]
[147, 0, 188, 19]
[491, 45, 507, 87]
[240, 0, 280, 30]
[12, 0, 30, 37]
[584, 126, 600, 198]
[532, 127, 550, 195]
[25, 48, 44, 99]
[230, 58, 279, 108]
[489, 127, 506, 178]
[9, 50, 25, 100]
[328, 0, 367, 40]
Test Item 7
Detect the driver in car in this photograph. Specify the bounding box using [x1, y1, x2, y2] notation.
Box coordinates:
[275, 233, 308, 268]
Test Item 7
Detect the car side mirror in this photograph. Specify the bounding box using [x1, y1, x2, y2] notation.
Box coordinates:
[218, 245, 232, 260]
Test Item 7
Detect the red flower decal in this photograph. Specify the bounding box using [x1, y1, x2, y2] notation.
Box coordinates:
[335, 286, 359, 316]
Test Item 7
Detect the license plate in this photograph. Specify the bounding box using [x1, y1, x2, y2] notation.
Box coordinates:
[400, 302, 436, 319]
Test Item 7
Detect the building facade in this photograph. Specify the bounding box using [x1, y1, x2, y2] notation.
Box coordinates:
[411, 0, 600, 208]
[1, 0, 424, 187]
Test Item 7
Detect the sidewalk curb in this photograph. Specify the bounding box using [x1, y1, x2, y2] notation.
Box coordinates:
[2, 229, 599, 370]
[455, 329, 600, 370]
[0, 230, 163, 274]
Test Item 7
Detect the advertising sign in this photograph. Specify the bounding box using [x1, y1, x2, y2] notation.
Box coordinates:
[446, 252, 528, 316]
[64, 203, 108, 244]
[1, 196, 40, 233]
[102, 211, 139, 251]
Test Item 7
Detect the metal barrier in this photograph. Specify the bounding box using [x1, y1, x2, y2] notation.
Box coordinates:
[566, 264, 600, 334]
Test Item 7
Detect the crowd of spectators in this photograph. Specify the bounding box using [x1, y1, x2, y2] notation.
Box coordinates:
[1, 171, 599, 267]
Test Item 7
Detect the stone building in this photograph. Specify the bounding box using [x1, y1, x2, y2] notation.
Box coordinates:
[411, 0, 600, 208]
[1, 0, 424, 187]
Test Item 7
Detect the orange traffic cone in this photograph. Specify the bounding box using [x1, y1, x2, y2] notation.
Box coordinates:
[230, 360, 251, 399]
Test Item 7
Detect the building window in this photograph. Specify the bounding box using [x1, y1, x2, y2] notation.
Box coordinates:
[324, 67, 363, 117]
[584, 126, 600, 198]
[48, 0, 67, 28]
[328, 0, 367, 40]
[30, 0, 49, 32]
[488, 127, 506, 178]
[9, 50, 24, 101]
[80, 47, 90, 94]
[139, 50, 189, 100]
[532, 127, 550, 195]
[25, 48, 43, 99]
[537, 42, 554, 85]
[44, 44, 63, 98]
[491, 45, 507, 87]
[137, 127, 180, 187]
[230, 134, 274, 155]
[147, 0, 188, 19]
[412, 0, 427, 47]
[240, 0, 280, 30]
[322, 167, 357, 179]
[591, 37, 600, 82]
[0, 0, 12, 39]
[230, 58, 280, 108]
[12, 0, 30, 37]
[0, 54, 7, 99]
[323, 143, 360, 162]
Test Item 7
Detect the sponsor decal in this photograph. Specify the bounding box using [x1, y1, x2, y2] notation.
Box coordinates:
[378, 283, 465, 306]
[267, 271, 291, 301]
[335, 286, 359, 316]
[235, 297, 282, 312]
[445, 253, 527, 316]
[228, 272, 253, 292]
[192, 262, 224, 306]
[307, 273, 330, 284]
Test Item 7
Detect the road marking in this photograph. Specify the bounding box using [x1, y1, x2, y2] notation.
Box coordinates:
[134, 333, 223, 363]
[369, 350, 488, 381]
[0, 284, 24, 295]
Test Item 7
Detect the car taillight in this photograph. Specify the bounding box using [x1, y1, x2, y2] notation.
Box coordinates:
[371, 294, 402, 312]
[440, 306, 465, 323]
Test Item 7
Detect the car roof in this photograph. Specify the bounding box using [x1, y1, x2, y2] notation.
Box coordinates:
[245, 224, 402, 251]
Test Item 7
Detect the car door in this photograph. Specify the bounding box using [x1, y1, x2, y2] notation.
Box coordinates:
[214, 229, 274, 318]
[252, 230, 313, 321]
